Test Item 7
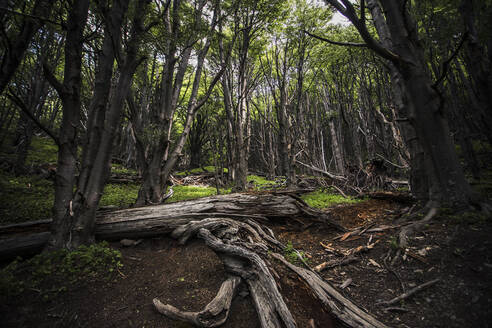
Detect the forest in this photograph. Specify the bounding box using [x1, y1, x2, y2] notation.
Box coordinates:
[0, 0, 491, 327]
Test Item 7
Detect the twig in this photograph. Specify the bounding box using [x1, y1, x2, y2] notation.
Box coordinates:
[383, 257, 405, 292]
[314, 255, 359, 272]
[378, 279, 440, 306]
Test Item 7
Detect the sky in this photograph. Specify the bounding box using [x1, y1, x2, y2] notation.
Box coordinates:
[329, 11, 351, 26]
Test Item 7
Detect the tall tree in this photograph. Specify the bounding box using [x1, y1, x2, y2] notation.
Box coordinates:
[323, 0, 478, 208]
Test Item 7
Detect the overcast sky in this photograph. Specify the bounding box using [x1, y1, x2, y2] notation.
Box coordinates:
[329, 11, 351, 26]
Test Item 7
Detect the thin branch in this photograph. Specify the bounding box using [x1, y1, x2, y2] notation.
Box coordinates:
[7, 89, 60, 146]
[433, 32, 469, 88]
[378, 279, 440, 306]
[42, 62, 65, 97]
[302, 30, 368, 48]
[0, 7, 65, 29]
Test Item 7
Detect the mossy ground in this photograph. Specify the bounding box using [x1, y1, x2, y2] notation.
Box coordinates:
[300, 188, 362, 210]
[0, 241, 122, 301]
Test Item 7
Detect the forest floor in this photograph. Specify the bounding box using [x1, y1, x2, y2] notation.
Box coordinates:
[1, 196, 491, 328]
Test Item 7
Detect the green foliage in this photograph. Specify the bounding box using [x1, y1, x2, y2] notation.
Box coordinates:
[0, 242, 122, 299]
[99, 183, 140, 208]
[301, 189, 362, 209]
[283, 241, 309, 265]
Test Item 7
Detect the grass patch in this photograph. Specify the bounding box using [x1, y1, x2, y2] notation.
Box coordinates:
[0, 241, 122, 300]
[301, 188, 362, 210]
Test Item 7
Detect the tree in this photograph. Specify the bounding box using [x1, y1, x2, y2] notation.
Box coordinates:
[0, 0, 54, 95]
[129, 0, 228, 205]
[45, 0, 150, 249]
[323, 0, 478, 208]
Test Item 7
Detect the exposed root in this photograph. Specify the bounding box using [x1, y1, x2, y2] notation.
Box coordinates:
[398, 205, 439, 248]
[156, 216, 387, 328]
[153, 275, 241, 327]
[272, 253, 388, 328]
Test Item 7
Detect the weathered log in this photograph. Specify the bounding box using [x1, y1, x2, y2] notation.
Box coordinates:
[0, 193, 345, 260]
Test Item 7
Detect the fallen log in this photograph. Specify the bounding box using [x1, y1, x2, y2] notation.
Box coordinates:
[0, 193, 345, 260]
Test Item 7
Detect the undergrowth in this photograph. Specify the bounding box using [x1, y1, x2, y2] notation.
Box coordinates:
[301, 188, 362, 209]
[0, 241, 122, 301]
[283, 241, 309, 264]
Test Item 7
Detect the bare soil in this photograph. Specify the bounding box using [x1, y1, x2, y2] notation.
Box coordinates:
[1, 198, 491, 328]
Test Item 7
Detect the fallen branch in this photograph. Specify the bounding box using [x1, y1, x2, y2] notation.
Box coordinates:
[153, 275, 241, 327]
[295, 160, 347, 181]
[377, 279, 440, 306]
[314, 255, 359, 272]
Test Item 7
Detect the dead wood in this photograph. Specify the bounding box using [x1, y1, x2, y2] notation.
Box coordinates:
[153, 275, 241, 327]
[399, 205, 438, 248]
[161, 215, 386, 328]
[271, 253, 389, 328]
[377, 279, 440, 306]
[362, 191, 414, 203]
[0, 193, 346, 260]
[295, 160, 347, 181]
[314, 256, 359, 272]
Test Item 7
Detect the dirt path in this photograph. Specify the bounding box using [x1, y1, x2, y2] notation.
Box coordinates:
[1, 199, 491, 327]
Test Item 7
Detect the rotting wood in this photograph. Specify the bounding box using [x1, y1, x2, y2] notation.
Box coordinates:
[0, 193, 346, 260]
[153, 275, 241, 327]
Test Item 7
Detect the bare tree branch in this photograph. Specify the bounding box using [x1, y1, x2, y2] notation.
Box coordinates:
[7, 89, 60, 146]
[302, 29, 368, 48]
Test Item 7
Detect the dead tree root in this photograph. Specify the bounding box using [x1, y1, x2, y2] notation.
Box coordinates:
[154, 217, 387, 328]
[153, 275, 241, 327]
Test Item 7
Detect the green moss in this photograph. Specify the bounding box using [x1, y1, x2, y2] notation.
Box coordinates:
[169, 185, 230, 203]
[301, 188, 362, 209]
[26, 137, 58, 165]
[0, 241, 122, 299]
[0, 171, 54, 224]
[111, 164, 138, 176]
[247, 174, 279, 190]
[99, 183, 140, 208]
